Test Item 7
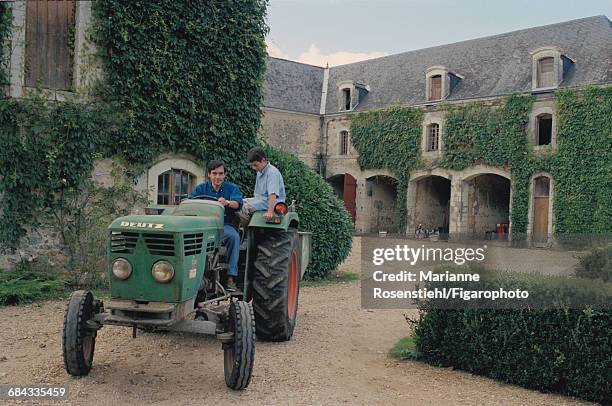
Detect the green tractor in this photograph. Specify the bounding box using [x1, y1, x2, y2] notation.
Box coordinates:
[62, 198, 311, 390]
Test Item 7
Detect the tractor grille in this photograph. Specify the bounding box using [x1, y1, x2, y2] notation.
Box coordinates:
[206, 240, 215, 254]
[184, 233, 203, 256]
[143, 233, 175, 256]
[110, 231, 138, 254]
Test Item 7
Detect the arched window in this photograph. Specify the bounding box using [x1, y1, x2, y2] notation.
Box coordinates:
[339, 131, 349, 155]
[157, 169, 196, 205]
[427, 123, 440, 151]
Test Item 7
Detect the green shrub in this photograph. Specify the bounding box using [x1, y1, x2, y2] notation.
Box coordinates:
[0, 260, 67, 305]
[412, 269, 612, 403]
[264, 146, 353, 279]
[576, 245, 612, 282]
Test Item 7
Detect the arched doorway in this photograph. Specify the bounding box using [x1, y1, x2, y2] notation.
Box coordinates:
[462, 174, 511, 239]
[532, 175, 552, 244]
[327, 173, 357, 223]
[365, 175, 398, 233]
[410, 175, 451, 236]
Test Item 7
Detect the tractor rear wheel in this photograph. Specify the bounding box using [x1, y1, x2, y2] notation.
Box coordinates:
[63, 290, 97, 376]
[223, 301, 255, 390]
[252, 228, 300, 341]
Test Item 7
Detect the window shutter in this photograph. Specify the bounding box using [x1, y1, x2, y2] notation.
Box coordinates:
[430, 75, 442, 100]
[26, 0, 76, 90]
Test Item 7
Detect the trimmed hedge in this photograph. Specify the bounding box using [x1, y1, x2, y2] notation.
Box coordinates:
[413, 269, 612, 403]
[264, 146, 353, 279]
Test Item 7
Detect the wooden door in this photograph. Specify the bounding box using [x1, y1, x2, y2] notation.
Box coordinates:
[343, 173, 357, 223]
[26, 0, 76, 89]
[533, 177, 550, 243]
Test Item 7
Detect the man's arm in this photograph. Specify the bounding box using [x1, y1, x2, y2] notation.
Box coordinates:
[219, 183, 243, 209]
[263, 193, 277, 220]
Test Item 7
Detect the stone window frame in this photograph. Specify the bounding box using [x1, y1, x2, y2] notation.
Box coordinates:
[146, 156, 205, 204]
[529, 106, 557, 151]
[530, 46, 573, 91]
[425, 66, 450, 102]
[421, 117, 444, 157]
[7, 1, 92, 100]
[527, 172, 555, 244]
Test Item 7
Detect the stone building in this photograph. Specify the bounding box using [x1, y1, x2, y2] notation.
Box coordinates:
[259, 15, 612, 238]
[0, 3, 610, 268]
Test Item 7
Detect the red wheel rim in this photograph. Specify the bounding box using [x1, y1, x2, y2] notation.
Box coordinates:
[287, 250, 298, 320]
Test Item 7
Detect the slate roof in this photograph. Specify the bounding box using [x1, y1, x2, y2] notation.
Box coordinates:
[262, 57, 324, 114]
[262, 15, 612, 115]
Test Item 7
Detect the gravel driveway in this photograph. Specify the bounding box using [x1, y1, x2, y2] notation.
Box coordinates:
[0, 239, 591, 405]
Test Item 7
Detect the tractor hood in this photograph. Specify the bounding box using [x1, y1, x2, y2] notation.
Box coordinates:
[109, 214, 222, 233]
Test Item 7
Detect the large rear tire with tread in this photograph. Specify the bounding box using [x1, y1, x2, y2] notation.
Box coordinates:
[252, 229, 300, 341]
[223, 301, 255, 390]
[63, 290, 97, 376]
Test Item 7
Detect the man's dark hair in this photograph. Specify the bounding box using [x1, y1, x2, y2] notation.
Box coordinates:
[247, 147, 267, 163]
[207, 159, 225, 173]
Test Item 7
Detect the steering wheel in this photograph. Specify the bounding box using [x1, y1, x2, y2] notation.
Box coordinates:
[190, 195, 219, 202]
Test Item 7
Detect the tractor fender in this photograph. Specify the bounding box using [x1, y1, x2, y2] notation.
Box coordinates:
[247, 212, 299, 231]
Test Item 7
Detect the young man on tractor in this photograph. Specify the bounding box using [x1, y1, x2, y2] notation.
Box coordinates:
[189, 160, 243, 291]
[239, 147, 286, 225]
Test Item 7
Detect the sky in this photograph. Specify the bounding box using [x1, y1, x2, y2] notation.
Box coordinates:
[265, 0, 612, 67]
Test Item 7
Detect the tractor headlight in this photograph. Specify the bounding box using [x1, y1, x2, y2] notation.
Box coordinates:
[112, 258, 132, 280]
[152, 260, 174, 283]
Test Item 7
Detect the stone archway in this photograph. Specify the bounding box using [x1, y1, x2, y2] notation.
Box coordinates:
[364, 175, 398, 233]
[407, 169, 452, 236]
[461, 173, 511, 240]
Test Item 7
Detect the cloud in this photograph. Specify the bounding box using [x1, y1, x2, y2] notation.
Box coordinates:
[297, 44, 388, 67]
[265, 39, 290, 60]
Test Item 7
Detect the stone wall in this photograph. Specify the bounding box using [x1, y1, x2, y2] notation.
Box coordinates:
[260, 109, 321, 169]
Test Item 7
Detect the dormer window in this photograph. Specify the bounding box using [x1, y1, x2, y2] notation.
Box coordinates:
[537, 57, 555, 88]
[342, 88, 351, 110]
[338, 81, 369, 112]
[430, 75, 442, 100]
[425, 66, 461, 102]
[531, 46, 574, 91]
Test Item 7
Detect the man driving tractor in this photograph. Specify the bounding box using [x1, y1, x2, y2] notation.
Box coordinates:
[189, 160, 242, 291]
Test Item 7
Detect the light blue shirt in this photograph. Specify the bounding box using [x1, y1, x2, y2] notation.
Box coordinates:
[250, 163, 285, 211]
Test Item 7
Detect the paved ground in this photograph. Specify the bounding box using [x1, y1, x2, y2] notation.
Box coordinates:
[0, 238, 591, 405]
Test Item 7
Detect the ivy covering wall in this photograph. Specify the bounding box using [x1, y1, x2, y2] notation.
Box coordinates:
[553, 86, 611, 234]
[91, 0, 269, 188]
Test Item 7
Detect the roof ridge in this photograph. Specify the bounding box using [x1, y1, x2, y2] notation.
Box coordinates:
[328, 15, 610, 68]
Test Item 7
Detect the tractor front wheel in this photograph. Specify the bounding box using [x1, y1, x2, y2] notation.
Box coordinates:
[223, 301, 255, 390]
[252, 229, 300, 341]
[62, 290, 97, 376]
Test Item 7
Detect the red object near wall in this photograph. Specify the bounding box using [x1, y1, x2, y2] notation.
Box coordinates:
[343, 173, 357, 223]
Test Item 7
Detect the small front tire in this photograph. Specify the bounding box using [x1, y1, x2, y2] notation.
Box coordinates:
[223, 301, 255, 390]
[63, 290, 97, 376]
